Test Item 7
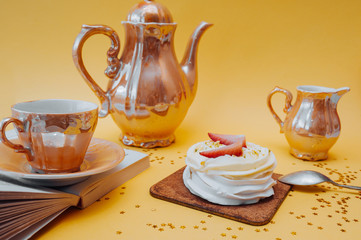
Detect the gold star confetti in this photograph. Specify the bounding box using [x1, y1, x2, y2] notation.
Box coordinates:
[200, 220, 206, 224]
[226, 227, 232, 231]
[232, 235, 237, 239]
[116, 231, 122, 235]
[135, 205, 140, 208]
[238, 227, 243, 230]
[221, 233, 226, 237]
[167, 223, 175, 229]
[180, 226, 186, 229]
[291, 232, 297, 235]
[158, 228, 164, 232]
[193, 225, 199, 229]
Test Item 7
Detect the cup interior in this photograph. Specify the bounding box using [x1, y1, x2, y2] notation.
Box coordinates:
[13, 99, 98, 114]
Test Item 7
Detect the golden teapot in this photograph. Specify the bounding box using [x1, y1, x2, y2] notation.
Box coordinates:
[73, 0, 212, 148]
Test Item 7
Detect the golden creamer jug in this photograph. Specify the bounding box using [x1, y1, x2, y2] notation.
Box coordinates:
[267, 85, 350, 160]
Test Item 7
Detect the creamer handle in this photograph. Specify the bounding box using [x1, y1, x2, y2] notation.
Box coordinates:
[72, 24, 121, 118]
[267, 86, 293, 133]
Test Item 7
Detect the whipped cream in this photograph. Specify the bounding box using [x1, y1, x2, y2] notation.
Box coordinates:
[183, 141, 277, 205]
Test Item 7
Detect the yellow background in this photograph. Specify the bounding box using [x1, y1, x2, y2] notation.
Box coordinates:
[1, 0, 361, 239]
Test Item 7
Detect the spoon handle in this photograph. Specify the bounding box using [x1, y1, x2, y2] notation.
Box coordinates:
[331, 181, 361, 191]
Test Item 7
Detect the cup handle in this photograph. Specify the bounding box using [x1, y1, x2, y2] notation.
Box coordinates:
[267, 86, 293, 133]
[72, 24, 121, 118]
[0, 117, 32, 158]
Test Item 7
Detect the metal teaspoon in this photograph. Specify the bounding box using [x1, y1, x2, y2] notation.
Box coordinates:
[278, 170, 361, 191]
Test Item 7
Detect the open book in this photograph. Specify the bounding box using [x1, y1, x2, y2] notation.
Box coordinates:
[0, 149, 149, 240]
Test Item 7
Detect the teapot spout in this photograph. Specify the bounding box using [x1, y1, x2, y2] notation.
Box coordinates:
[181, 21, 213, 104]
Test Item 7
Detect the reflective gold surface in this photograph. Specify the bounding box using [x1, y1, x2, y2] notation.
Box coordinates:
[2, 0, 361, 239]
[267, 85, 350, 161]
[0, 138, 124, 187]
[73, 0, 212, 148]
[0, 100, 98, 173]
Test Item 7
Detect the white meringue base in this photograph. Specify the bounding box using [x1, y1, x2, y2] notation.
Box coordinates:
[183, 141, 277, 205]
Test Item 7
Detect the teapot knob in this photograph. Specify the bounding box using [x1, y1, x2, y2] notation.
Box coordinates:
[126, 0, 173, 23]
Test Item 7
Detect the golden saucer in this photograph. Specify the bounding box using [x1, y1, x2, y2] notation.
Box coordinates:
[0, 138, 125, 187]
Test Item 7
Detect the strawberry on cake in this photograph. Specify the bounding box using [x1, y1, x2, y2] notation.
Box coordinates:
[183, 133, 277, 205]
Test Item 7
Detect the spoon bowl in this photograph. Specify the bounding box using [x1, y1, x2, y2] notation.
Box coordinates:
[279, 170, 361, 191]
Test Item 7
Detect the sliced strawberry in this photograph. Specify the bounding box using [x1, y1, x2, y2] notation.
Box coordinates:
[200, 141, 244, 158]
[208, 133, 246, 147]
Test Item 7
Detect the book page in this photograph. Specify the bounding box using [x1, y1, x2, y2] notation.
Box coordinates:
[0, 133, 149, 238]
[0, 176, 79, 240]
[0, 176, 77, 201]
[2, 207, 69, 240]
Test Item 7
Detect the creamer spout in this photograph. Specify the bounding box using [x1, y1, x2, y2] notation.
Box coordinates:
[181, 21, 213, 104]
[331, 87, 350, 105]
[336, 87, 350, 97]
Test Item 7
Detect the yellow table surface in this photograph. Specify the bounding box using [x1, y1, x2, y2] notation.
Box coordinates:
[1, 0, 361, 239]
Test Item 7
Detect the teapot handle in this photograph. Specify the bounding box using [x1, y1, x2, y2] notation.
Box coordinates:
[267, 86, 293, 133]
[72, 25, 121, 118]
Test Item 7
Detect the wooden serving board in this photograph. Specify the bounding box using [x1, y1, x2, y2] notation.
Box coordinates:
[150, 167, 291, 226]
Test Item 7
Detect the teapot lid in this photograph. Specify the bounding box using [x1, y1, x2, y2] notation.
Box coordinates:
[126, 0, 173, 23]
